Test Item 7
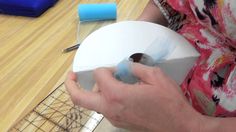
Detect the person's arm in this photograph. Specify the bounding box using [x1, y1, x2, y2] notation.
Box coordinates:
[138, 0, 168, 26]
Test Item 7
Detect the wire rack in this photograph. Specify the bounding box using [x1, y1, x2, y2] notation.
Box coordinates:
[9, 83, 103, 132]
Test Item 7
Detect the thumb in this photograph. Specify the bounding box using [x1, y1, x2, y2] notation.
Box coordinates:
[131, 63, 165, 85]
[65, 71, 103, 112]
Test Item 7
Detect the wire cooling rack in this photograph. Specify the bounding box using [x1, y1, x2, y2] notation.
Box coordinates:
[9, 83, 103, 132]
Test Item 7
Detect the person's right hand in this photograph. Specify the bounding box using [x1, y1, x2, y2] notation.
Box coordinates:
[65, 63, 203, 132]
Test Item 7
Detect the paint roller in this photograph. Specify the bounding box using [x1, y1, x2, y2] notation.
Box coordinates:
[78, 3, 117, 22]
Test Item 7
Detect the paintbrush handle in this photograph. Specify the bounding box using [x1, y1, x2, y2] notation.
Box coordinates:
[62, 44, 80, 53]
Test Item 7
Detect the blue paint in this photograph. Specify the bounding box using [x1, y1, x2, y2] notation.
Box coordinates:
[114, 38, 176, 84]
[114, 59, 139, 84]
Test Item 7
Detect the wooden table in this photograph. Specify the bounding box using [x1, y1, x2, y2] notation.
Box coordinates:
[0, 0, 148, 131]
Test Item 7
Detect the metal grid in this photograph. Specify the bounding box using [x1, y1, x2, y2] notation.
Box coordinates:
[9, 83, 103, 132]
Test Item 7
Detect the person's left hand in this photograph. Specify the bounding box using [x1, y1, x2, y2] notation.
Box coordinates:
[65, 63, 203, 132]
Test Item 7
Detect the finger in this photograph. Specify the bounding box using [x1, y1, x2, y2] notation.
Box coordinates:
[65, 72, 103, 112]
[108, 118, 146, 131]
[92, 84, 100, 92]
[130, 63, 166, 85]
[94, 67, 126, 91]
[67, 71, 77, 81]
[108, 119, 129, 129]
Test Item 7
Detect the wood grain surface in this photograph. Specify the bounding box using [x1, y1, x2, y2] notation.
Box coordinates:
[0, 0, 148, 131]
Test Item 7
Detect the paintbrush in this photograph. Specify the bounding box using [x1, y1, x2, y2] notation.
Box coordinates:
[62, 43, 80, 53]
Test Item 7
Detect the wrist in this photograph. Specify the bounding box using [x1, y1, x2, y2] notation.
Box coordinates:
[175, 103, 203, 132]
[148, 103, 203, 132]
[186, 112, 223, 132]
[199, 116, 226, 132]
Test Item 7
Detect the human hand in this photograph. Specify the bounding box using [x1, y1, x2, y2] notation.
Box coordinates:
[65, 63, 203, 132]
